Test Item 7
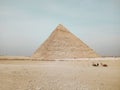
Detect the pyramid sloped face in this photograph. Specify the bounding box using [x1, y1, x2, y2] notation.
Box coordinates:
[32, 24, 99, 60]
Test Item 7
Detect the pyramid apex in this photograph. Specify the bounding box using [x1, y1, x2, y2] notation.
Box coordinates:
[56, 24, 69, 32]
[58, 24, 63, 26]
[57, 24, 64, 28]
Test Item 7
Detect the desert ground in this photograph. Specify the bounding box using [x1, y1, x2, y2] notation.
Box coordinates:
[0, 58, 120, 90]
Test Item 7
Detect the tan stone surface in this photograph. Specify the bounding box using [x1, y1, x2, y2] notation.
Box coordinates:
[32, 24, 99, 60]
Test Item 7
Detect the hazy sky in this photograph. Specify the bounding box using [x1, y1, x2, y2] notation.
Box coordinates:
[0, 0, 120, 56]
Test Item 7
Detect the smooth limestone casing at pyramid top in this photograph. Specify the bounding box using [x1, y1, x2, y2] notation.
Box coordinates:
[32, 24, 99, 60]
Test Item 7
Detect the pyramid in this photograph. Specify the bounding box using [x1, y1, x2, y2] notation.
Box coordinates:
[32, 24, 99, 60]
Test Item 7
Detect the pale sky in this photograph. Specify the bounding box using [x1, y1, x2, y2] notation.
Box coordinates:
[0, 0, 120, 56]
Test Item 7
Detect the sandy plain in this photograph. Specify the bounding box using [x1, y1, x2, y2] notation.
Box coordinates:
[0, 59, 120, 90]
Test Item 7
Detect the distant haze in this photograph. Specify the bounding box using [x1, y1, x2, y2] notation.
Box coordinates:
[0, 0, 120, 56]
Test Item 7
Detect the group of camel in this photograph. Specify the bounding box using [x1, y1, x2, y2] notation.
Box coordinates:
[92, 63, 108, 67]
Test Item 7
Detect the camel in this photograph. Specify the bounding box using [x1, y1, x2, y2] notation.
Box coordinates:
[92, 63, 99, 67]
[100, 63, 108, 67]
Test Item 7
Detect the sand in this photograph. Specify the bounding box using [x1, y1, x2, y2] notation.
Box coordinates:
[0, 60, 120, 90]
